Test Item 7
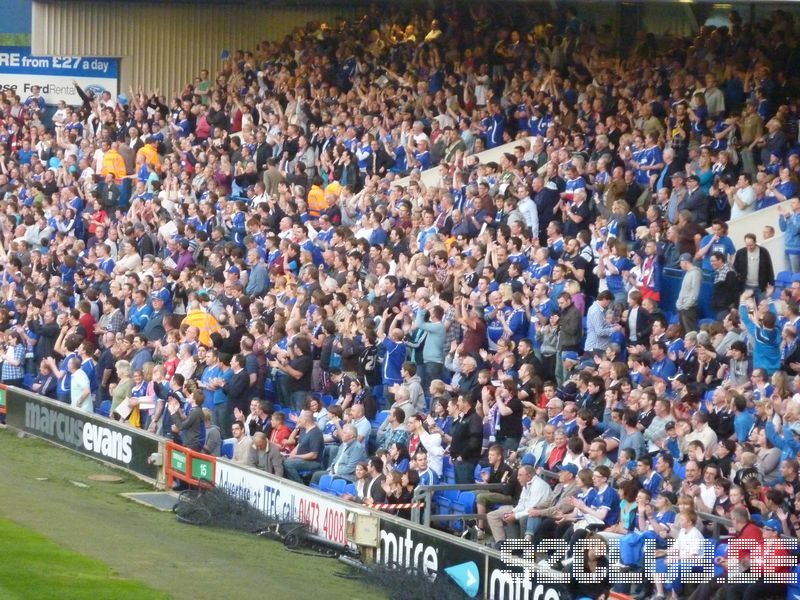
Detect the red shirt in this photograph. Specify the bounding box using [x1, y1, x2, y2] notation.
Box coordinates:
[723, 522, 763, 571]
[79, 313, 96, 344]
[462, 318, 487, 355]
[270, 424, 292, 448]
[547, 445, 567, 470]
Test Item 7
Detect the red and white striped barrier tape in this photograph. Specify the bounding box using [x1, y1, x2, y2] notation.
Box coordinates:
[369, 501, 426, 510]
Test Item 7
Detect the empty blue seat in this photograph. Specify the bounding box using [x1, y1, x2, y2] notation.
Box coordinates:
[372, 385, 385, 409]
[22, 374, 34, 390]
[221, 439, 235, 459]
[312, 473, 333, 491]
[451, 491, 477, 532]
[371, 410, 390, 428]
[433, 489, 459, 527]
[455, 491, 476, 513]
[473, 464, 484, 483]
[321, 394, 334, 407]
[343, 483, 357, 497]
[434, 489, 460, 510]
[97, 400, 111, 417]
[776, 271, 793, 287]
[329, 478, 347, 496]
[442, 457, 456, 483]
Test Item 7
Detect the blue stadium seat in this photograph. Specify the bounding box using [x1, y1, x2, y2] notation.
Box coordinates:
[97, 400, 111, 418]
[442, 456, 456, 483]
[329, 478, 347, 496]
[343, 483, 357, 497]
[22, 374, 34, 390]
[286, 411, 300, 428]
[264, 378, 276, 401]
[371, 410, 390, 428]
[432, 489, 460, 527]
[372, 385, 385, 409]
[673, 462, 685, 478]
[776, 271, 793, 288]
[454, 491, 476, 512]
[312, 473, 333, 492]
[434, 489, 459, 510]
[473, 464, 484, 483]
[451, 491, 477, 531]
[321, 394, 334, 407]
[221, 439, 235, 459]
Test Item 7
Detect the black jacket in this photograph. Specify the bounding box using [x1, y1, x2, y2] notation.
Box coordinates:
[223, 369, 250, 411]
[450, 408, 483, 463]
[712, 268, 742, 311]
[682, 187, 709, 226]
[361, 475, 387, 504]
[557, 304, 583, 351]
[30, 319, 60, 362]
[733, 246, 774, 292]
[624, 307, 653, 347]
[172, 406, 204, 451]
[136, 233, 155, 258]
[366, 147, 394, 177]
[577, 392, 606, 423]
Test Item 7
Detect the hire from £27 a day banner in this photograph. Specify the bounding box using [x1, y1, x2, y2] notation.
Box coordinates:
[0, 47, 118, 106]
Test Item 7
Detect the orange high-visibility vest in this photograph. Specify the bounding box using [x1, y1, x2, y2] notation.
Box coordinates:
[137, 144, 161, 173]
[100, 150, 127, 181]
[307, 185, 326, 218]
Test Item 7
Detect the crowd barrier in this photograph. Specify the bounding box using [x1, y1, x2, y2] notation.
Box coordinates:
[165, 441, 216, 488]
[725, 204, 781, 249]
[213, 458, 356, 549]
[3, 385, 162, 483]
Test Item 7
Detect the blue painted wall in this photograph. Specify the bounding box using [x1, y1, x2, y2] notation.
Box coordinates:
[0, 0, 31, 35]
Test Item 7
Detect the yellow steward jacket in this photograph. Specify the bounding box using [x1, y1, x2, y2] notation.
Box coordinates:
[181, 309, 221, 347]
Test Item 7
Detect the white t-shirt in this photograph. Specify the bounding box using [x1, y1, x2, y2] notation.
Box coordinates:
[673, 526, 706, 559]
[70, 368, 93, 413]
[730, 186, 755, 220]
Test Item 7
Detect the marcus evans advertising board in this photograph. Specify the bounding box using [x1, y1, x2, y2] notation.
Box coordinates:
[215, 460, 350, 548]
[5, 389, 159, 480]
[0, 47, 118, 106]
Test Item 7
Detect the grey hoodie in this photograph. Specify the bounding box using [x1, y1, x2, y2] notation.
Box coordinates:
[404, 374, 426, 413]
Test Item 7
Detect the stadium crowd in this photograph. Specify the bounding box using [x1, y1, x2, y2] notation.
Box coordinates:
[1, 3, 800, 598]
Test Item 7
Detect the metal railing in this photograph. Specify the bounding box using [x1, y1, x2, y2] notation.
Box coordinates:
[407, 466, 793, 547]
[411, 483, 508, 527]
